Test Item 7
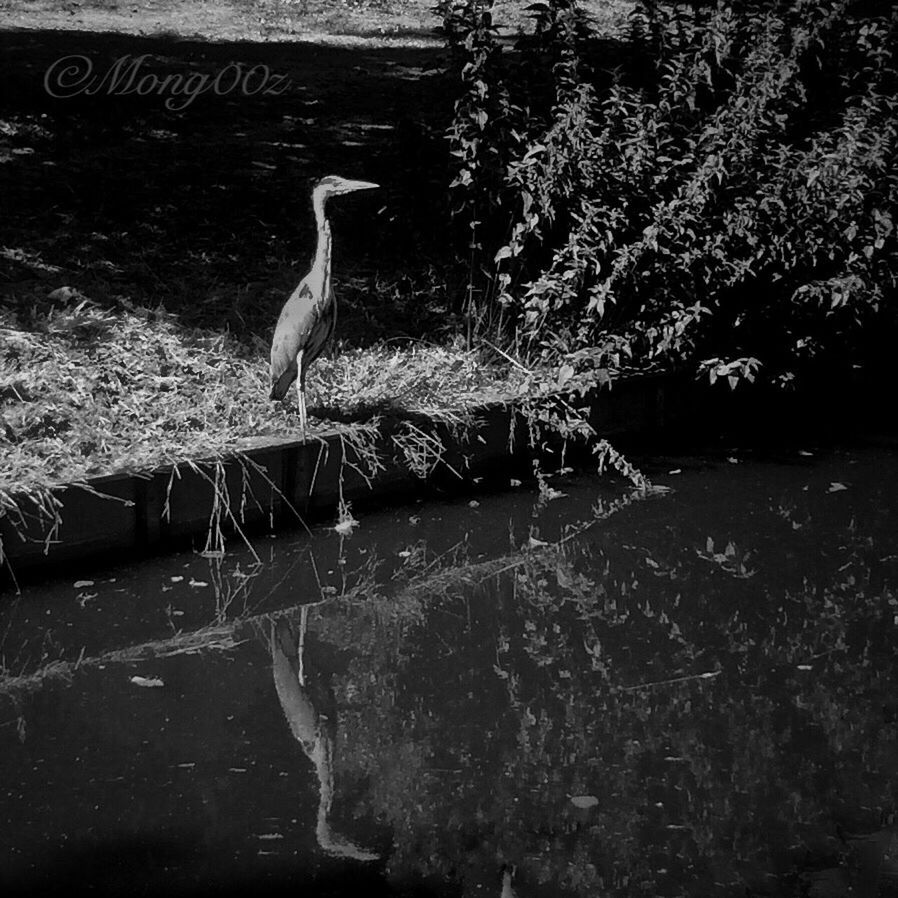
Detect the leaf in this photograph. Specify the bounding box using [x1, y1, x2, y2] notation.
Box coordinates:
[827, 482, 848, 493]
[73, 580, 94, 588]
[570, 795, 599, 809]
[130, 676, 164, 688]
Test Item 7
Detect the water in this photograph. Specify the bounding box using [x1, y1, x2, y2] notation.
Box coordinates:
[2, 446, 897, 897]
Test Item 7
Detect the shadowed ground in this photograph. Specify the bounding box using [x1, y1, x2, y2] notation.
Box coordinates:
[0, 25, 455, 343]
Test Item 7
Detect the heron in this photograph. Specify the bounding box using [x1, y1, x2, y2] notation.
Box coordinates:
[269, 175, 379, 435]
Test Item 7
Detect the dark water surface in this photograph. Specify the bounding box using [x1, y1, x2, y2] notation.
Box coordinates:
[2, 447, 897, 897]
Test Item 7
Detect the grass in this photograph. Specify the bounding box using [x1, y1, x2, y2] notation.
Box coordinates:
[0, 285, 528, 496]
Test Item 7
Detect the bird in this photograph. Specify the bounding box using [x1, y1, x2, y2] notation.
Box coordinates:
[269, 175, 379, 435]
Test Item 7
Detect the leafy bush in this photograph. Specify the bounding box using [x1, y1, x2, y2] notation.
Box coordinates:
[440, 0, 898, 390]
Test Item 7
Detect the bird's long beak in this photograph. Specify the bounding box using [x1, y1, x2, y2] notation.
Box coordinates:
[340, 179, 379, 193]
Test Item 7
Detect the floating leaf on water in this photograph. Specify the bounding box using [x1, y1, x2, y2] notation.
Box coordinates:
[130, 675, 164, 688]
[798, 450, 814, 457]
[188, 579, 208, 587]
[797, 664, 812, 670]
[727, 457, 739, 464]
[510, 478, 522, 487]
[73, 580, 94, 589]
[398, 550, 411, 558]
[828, 482, 848, 492]
[668, 468, 682, 475]
[570, 795, 599, 809]
[469, 500, 480, 508]
[170, 576, 184, 583]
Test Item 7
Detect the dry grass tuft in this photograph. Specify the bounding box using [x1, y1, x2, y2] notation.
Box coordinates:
[318, 343, 526, 425]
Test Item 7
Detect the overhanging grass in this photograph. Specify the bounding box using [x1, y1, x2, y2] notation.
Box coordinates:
[0, 287, 528, 496]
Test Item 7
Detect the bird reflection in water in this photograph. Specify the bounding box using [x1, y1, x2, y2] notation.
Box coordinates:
[270, 605, 379, 861]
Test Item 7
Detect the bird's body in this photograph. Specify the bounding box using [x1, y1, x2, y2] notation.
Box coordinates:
[269, 175, 378, 434]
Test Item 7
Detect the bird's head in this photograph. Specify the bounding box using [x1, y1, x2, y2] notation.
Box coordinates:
[313, 175, 379, 203]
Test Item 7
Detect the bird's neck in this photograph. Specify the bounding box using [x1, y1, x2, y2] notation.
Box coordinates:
[311, 196, 332, 302]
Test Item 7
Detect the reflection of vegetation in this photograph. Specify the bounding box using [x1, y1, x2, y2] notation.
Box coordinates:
[302, 487, 898, 895]
[0, 622, 243, 698]
[3, 464, 898, 894]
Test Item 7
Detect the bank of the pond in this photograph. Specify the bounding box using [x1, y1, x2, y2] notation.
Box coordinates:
[0, 371, 692, 583]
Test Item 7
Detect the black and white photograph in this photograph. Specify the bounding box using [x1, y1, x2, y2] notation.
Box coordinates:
[1, 0, 896, 895]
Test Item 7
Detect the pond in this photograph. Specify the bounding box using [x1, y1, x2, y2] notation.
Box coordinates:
[2, 445, 897, 898]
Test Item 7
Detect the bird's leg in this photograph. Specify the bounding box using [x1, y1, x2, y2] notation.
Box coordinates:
[296, 380, 306, 437]
[295, 351, 307, 439]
